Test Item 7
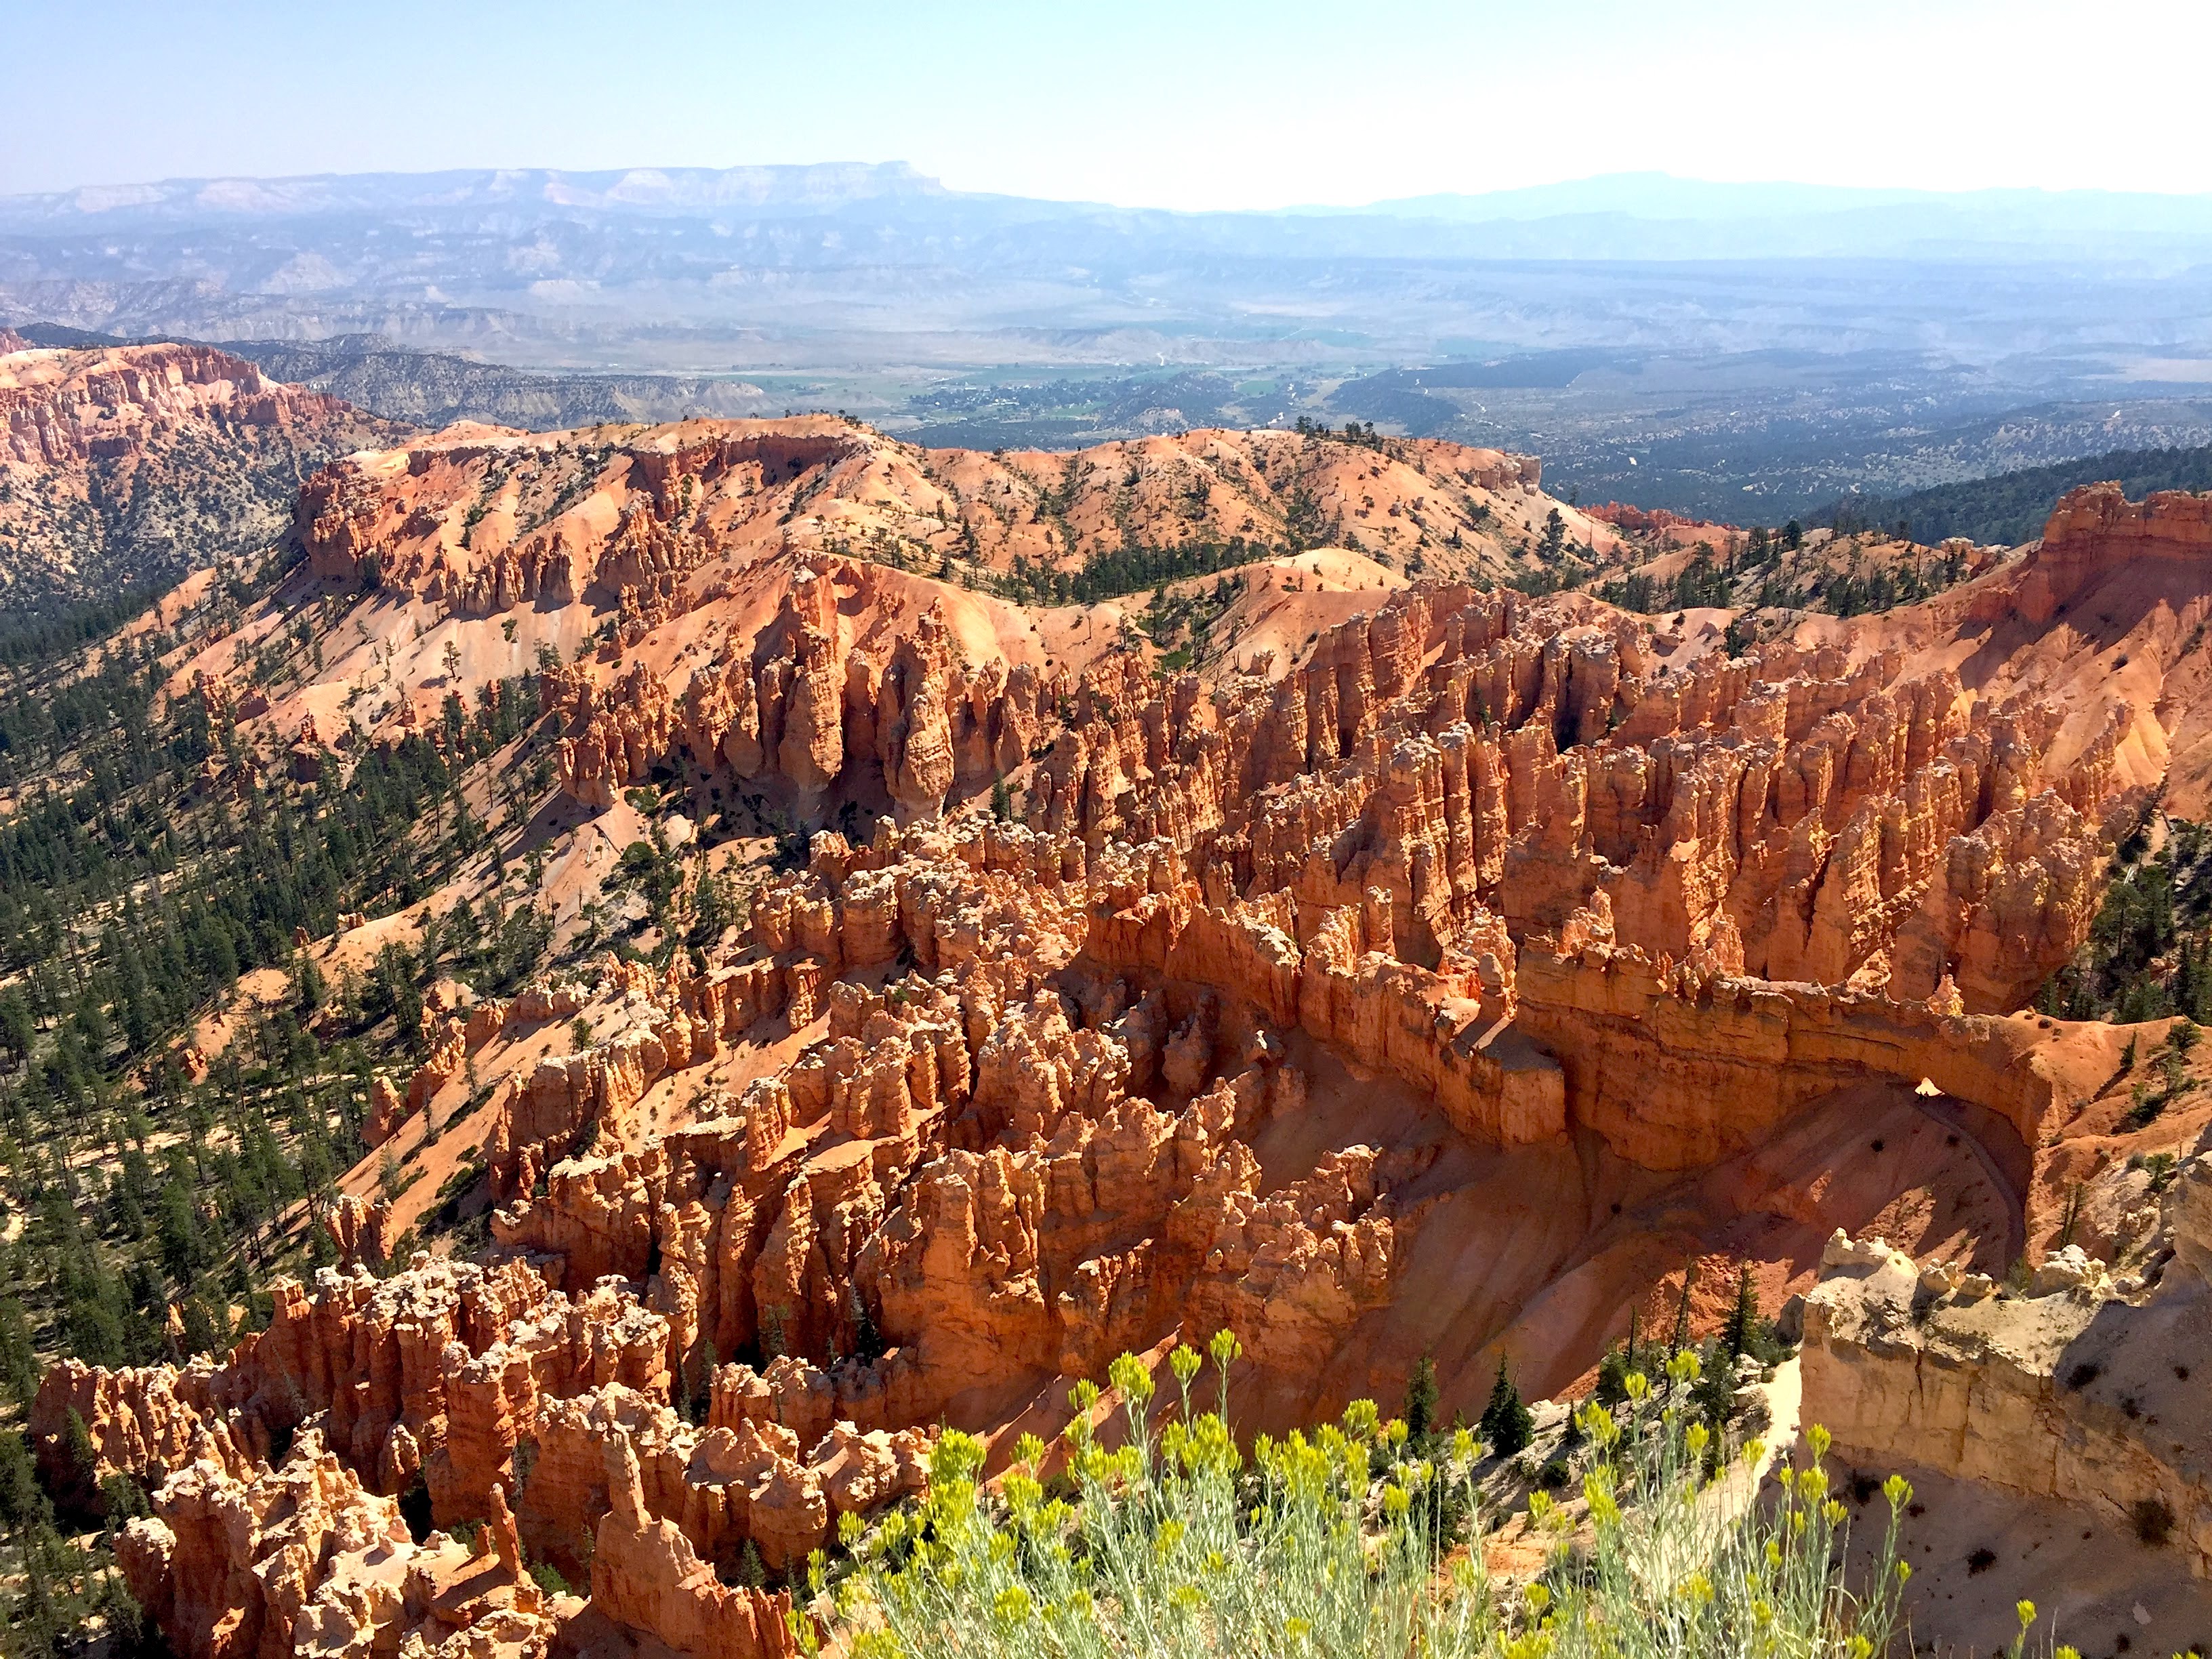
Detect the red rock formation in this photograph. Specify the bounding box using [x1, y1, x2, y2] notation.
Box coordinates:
[0, 342, 405, 596]
[323, 1193, 396, 1270]
[117, 1436, 555, 1659]
[293, 419, 1593, 621]
[53, 451, 2212, 1659]
[550, 562, 1054, 821]
[2032, 480, 2212, 605]
[364, 1074, 411, 1148]
[1024, 577, 2124, 1015]
[590, 1433, 799, 1658]
[50, 1257, 912, 1659]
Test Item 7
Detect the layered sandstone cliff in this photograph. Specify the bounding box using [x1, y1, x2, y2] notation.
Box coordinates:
[1799, 1152, 2212, 1642]
[0, 340, 405, 597]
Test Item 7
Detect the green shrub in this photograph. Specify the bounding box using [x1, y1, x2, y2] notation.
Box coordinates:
[816, 1338, 1917, 1659]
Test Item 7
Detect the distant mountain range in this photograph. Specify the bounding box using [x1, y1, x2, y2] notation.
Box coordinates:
[8, 165, 2212, 379]
[13, 165, 2212, 526]
[14, 165, 2212, 262]
[1344, 173, 2212, 256]
[0, 163, 952, 225]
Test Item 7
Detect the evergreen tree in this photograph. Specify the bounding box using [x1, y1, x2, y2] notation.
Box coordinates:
[1722, 1263, 1763, 1361]
[0, 992, 34, 1069]
[293, 953, 326, 1013]
[735, 1537, 769, 1591]
[1536, 508, 1568, 562]
[1691, 1346, 1738, 1436]
[56, 1407, 102, 1523]
[1593, 1340, 1631, 1408]
[1476, 1355, 1534, 1458]
[0, 1296, 37, 1401]
[0, 1429, 49, 1534]
[9, 1530, 63, 1659]
[848, 1284, 885, 1364]
[1401, 1353, 1439, 1443]
[1668, 1269, 1694, 1364]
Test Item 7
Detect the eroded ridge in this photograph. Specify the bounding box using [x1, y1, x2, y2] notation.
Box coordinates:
[33, 466, 2212, 1659]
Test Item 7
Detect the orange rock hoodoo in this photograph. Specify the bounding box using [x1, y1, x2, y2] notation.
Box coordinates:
[1027, 579, 2123, 1015]
[546, 562, 1057, 819]
[45, 469, 2212, 1659]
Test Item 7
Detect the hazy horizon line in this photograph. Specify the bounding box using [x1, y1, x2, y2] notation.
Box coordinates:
[13, 161, 2212, 220]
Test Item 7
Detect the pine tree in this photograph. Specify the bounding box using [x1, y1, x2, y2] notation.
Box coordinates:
[1722, 1263, 1761, 1361]
[1668, 1267, 1694, 1362]
[0, 1429, 49, 1534]
[11, 1530, 62, 1658]
[1476, 1355, 1533, 1458]
[57, 1407, 101, 1523]
[293, 954, 326, 1013]
[1594, 1340, 1631, 1408]
[848, 1284, 884, 1364]
[1402, 1354, 1439, 1443]
[1537, 508, 1568, 562]
[0, 1297, 37, 1402]
[735, 1537, 769, 1591]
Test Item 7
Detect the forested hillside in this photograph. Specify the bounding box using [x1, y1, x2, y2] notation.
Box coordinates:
[1820, 442, 2212, 547]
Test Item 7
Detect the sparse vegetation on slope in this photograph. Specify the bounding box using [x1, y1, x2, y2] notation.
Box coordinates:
[1594, 522, 1973, 624]
[0, 573, 559, 1380]
[0, 341, 408, 604]
[2036, 817, 2212, 1027]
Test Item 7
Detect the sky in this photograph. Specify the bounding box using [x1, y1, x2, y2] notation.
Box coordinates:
[7, 0, 2212, 209]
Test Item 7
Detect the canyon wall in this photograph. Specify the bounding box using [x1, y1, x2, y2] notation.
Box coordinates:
[0, 339, 405, 597]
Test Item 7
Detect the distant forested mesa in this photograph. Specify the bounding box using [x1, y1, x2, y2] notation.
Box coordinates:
[1816, 443, 2212, 548]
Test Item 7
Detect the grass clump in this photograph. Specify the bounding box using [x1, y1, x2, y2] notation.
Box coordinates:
[811, 1336, 1917, 1659]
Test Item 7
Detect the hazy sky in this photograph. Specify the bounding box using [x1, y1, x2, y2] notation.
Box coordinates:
[8, 0, 2210, 208]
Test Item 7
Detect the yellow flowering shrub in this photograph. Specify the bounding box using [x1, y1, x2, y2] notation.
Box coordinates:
[816, 1340, 1927, 1659]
